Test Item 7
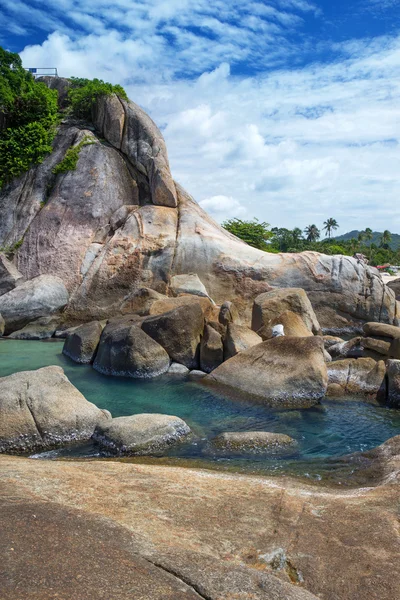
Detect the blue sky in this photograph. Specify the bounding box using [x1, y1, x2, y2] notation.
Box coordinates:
[1, 0, 400, 234]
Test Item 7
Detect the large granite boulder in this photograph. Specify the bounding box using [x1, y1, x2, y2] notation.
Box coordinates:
[93, 413, 191, 455]
[211, 431, 297, 454]
[0, 275, 69, 334]
[252, 288, 321, 335]
[386, 360, 400, 407]
[142, 303, 204, 369]
[93, 322, 170, 378]
[259, 309, 314, 340]
[200, 324, 223, 373]
[206, 336, 328, 407]
[0, 366, 110, 453]
[0, 253, 24, 296]
[327, 358, 386, 397]
[8, 316, 60, 340]
[387, 277, 400, 300]
[63, 321, 103, 364]
[149, 294, 214, 319]
[224, 323, 262, 359]
[363, 322, 400, 340]
[120, 287, 166, 316]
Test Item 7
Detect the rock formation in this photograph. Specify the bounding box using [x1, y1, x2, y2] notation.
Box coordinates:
[0, 80, 398, 333]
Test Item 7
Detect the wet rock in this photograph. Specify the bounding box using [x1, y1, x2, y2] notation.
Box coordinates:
[0, 253, 24, 296]
[211, 431, 297, 454]
[93, 413, 191, 455]
[93, 322, 170, 378]
[386, 360, 400, 407]
[8, 316, 60, 340]
[218, 301, 240, 326]
[170, 273, 210, 299]
[327, 358, 386, 397]
[200, 324, 223, 373]
[224, 323, 262, 359]
[0, 366, 110, 453]
[0, 275, 69, 334]
[63, 321, 103, 364]
[206, 336, 328, 408]
[252, 288, 321, 335]
[142, 303, 204, 369]
[168, 362, 190, 374]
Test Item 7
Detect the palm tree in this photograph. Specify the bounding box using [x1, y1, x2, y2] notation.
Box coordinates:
[358, 231, 365, 244]
[379, 230, 392, 249]
[364, 228, 373, 243]
[304, 224, 321, 243]
[323, 218, 339, 239]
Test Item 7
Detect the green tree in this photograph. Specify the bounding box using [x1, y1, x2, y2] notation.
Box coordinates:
[68, 77, 128, 120]
[222, 218, 271, 251]
[379, 230, 392, 249]
[322, 218, 339, 239]
[304, 224, 321, 243]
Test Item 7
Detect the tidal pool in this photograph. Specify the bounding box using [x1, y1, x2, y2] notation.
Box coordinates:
[1, 339, 400, 481]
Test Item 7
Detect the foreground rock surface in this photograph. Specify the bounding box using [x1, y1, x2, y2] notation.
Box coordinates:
[0, 366, 109, 453]
[93, 413, 191, 455]
[1, 446, 398, 600]
[0, 275, 69, 334]
[206, 336, 328, 407]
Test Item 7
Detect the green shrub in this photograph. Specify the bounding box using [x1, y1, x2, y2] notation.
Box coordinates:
[52, 135, 96, 175]
[68, 77, 128, 120]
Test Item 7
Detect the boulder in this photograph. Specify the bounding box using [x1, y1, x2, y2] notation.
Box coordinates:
[93, 413, 191, 455]
[386, 360, 400, 407]
[0, 366, 110, 453]
[0, 275, 69, 334]
[211, 431, 297, 454]
[252, 288, 321, 335]
[218, 301, 240, 326]
[93, 322, 170, 378]
[8, 316, 60, 340]
[142, 303, 204, 369]
[363, 337, 391, 356]
[200, 324, 223, 373]
[170, 273, 210, 299]
[120, 287, 167, 316]
[0, 253, 24, 296]
[363, 322, 400, 340]
[327, 358, 386, 397]
[188, 370, 207, 379]
[323, 335, 344, 349]
[63, 321, 103, 364]
[54, 325, 81, 339]
[387, 277, 400, 300]
[389, 338, 400, 359]
[224, 323, 262, 359]
[206, 336, 328, 408]
[0, 313, 4, 336]
[149, 295, 213, 319]
[328, 338, 364, 359]
[259, 310, 314, 340]
[168, 362, 190, 374]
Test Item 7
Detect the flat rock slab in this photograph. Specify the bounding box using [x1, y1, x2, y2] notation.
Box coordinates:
[212, 431, 297, 454]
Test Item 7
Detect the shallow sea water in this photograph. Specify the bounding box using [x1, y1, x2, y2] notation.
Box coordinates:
[1, 338, 400, 481]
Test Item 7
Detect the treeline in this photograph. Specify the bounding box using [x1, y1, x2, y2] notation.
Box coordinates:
[222, 218, 400, 268]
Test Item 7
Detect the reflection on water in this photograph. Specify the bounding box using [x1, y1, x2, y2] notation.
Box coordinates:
[1, 338, 400, 481]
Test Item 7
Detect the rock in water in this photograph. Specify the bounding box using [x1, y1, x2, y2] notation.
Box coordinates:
[93, 413, 191, 455]
[211, 431, 297, 454]
[0, 275, 69, 334]
[142, 303, 204, 369]
[327, 358, 386, 397]
[206, 337, 328, 407]
[93, 322, 170, 378]
[0, 366, 110, 453]
[224, 323, 262, 359]
[386, 360, 400, 407]
[252, 288, 321, 335]
[8, 316, 60, 340]
[200, 324, 223, 373]
[63, 321, 103, 364]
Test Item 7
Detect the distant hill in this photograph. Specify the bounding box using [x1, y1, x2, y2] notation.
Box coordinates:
[334, 230, 400, 250]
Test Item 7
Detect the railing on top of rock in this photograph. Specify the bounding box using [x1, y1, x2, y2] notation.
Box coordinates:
[25, 67, 58, 78]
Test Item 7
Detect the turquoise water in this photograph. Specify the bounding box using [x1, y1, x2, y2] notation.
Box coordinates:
[1, 339, 400, 478]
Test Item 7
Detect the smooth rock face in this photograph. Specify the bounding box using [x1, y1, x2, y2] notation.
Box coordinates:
[252, 288, 321, 335]
[0, 253, 24, 296]
[207, 336, 328, 407]
[327, 358, 386, 397]
[8, 316, 60, 340]
[170, 273, 210, 298]
[142, 304, 204, 369]
[63, 321, 103, 364]
[93, 322, 170, 378]
[0, 275, 69, 334]
[93, 413, 191, 454]
[200, 324, 223, 373]
[386, 360, 400, 407]
[363, 337, 391, 356]
[363, 322, 400, 339]
[224, 323, 262, 359]
[168, 362, 190, 374]
[212, 431, 297, 454]
[0, 366, 109, 453]
[259, 310, 313, 340]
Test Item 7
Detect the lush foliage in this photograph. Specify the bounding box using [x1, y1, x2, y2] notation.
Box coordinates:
[222, 218, 272, 251]
[222, 217, 400, 267]
[68, 77, 128, 120]
[53, 135, 96, 175]
[0, 47, 58, 188]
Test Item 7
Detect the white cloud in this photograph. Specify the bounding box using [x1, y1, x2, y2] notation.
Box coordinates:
[199, 196, 247, 221]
